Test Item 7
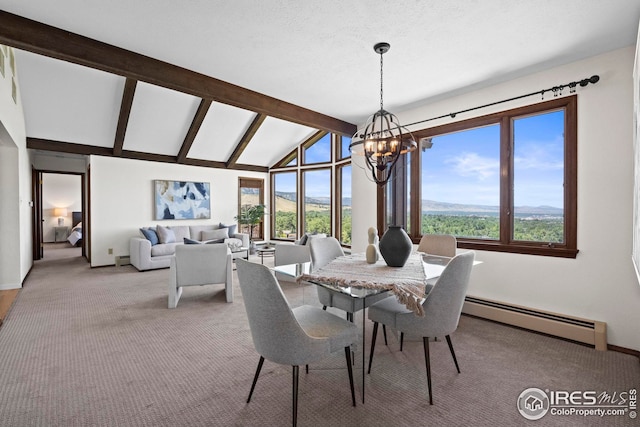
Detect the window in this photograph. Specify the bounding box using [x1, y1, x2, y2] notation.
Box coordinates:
[271, 132, 351, 245]
[238, 178, 264, 240]
[337, 164, 352, 245]
[339, 135, 352, 160]
[272, 172, 298, 239]
[303, 132, 331, 164]
[403, 96, 577, 257]
[302, 169, 331, 234]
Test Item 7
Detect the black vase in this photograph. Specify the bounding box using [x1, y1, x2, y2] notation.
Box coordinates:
[378, 226, 412, 267]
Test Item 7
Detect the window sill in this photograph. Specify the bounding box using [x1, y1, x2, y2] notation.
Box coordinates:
[457, 241, 578, 258]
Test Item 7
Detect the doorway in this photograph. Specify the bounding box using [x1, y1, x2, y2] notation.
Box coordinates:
[32, 170, 87, 261]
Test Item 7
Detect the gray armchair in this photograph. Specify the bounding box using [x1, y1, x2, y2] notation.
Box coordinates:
[168, 243, 233, 308]
[309, 236, 389, 322]
[367, 251, 475, 404]
[235, 259, 358, 427]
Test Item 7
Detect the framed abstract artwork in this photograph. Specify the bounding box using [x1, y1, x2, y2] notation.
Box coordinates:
[154, 180, 210, 220]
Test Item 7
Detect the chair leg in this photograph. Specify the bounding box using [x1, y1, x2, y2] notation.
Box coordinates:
[400, 332, 404, 351]
[247, 356, 264, 403]
[305, 365, 308, 374]
[344, 346, 356, 407]
[368, 322, 379, 374]
[382, 324, 388, 345]
[423, 337, 433, 405]
[292, 365, 299, 427]
[347, 312, 353, 322]
[322, 306, 327, 310]
[445, 335, 461, 373]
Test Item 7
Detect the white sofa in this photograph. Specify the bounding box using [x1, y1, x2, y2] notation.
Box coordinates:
[130, 224, 249, 271]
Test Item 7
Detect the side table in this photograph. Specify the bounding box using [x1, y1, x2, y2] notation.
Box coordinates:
[256, 246, 276, 264]
[54, 226, 69, 243]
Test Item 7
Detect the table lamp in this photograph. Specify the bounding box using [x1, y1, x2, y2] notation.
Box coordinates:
[54, 208, 67, 226]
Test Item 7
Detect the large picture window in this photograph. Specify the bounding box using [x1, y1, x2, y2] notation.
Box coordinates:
[303, 169, 331, 235]
[272, 172, 297, 239]
[404, 96, 577, 257]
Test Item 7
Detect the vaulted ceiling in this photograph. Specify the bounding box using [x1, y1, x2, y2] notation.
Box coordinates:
[0, 1, 639, 172]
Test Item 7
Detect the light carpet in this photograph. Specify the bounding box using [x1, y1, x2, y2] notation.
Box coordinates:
[0, 246, 638, 426]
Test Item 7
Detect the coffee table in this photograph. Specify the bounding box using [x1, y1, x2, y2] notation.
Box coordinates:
[256, 246, 275, 264]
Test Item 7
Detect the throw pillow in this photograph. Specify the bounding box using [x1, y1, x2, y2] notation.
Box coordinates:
[156, 225, 176, 244]
[140, 228, 159, 246]
[219, 222, 238, 236]
[225, 237, 243, 250]
[184, 237, 202, 245]
[202, 228, 229, 241]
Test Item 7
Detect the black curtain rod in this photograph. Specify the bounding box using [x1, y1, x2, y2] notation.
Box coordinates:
[403, 75, 600, 129]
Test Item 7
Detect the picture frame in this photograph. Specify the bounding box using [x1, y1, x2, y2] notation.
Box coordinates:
[154, 180, 210, 220]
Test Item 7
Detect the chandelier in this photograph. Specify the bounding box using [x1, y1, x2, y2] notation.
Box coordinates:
[349, 42, 417, 186]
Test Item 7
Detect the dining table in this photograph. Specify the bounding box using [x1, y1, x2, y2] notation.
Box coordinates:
[272, 251, 451, 403]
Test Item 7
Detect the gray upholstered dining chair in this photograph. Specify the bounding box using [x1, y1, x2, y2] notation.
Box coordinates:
[417, 234, 457, 257]
[309, 236, 389, 322]
[235, 259, 358, 427]
[168, 243, 232, 308]
[417, 233, 457, 292]
[274, 243, 311, 283]
[367, 251, 475, 405]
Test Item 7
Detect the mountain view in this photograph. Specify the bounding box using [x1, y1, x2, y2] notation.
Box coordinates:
[273, 192, 561, 218]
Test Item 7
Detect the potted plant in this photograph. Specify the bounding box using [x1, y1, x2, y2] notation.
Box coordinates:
[235, 204, 266, 254]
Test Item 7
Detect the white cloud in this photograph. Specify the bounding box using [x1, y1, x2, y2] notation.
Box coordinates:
[446, 152, 498, 181]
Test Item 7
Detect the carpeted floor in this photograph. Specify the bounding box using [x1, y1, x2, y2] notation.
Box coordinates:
[0, 245, 638, 426]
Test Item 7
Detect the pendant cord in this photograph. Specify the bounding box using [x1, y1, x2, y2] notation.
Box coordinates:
[379, 52, 384, 112]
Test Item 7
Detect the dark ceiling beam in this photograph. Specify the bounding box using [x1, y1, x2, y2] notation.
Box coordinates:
[27, 137, 113, 156]
[226, 113, 266, 168]
[26, 137, 269, 172]
[113, 78, 137, 156]
[184, 158, 268, 173]
[177, 99, 212, 163]
[0, 10, 356, 136]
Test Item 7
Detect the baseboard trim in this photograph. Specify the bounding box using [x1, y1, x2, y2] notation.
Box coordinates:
[462, 296, 607, 351]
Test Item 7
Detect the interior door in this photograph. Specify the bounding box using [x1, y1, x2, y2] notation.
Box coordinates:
[31, 168, 43, 260]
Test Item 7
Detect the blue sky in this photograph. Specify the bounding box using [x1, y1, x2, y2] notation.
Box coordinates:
[421, 110, 564, 208]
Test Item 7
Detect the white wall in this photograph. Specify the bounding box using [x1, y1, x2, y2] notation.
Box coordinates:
[89, 155, 268, 266]
[0, 45, 30, 290]
[352, 46, 640, 351]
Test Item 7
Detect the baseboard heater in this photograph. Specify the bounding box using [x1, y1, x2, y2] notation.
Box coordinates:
[462, 296, 607, 351]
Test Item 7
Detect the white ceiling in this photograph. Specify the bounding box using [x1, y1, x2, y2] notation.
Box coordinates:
[2, 0, 639, 169]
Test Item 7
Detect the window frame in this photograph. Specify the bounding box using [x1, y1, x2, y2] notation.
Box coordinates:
[335, 161, 352, 247]
[270, 132, 351, 246]
[270, 170, 299, 241]
[238, 177, 265, 240]
[301, 131, 332, 166]
[394, 96, 578, 258]
[301, 166, 333, 236]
